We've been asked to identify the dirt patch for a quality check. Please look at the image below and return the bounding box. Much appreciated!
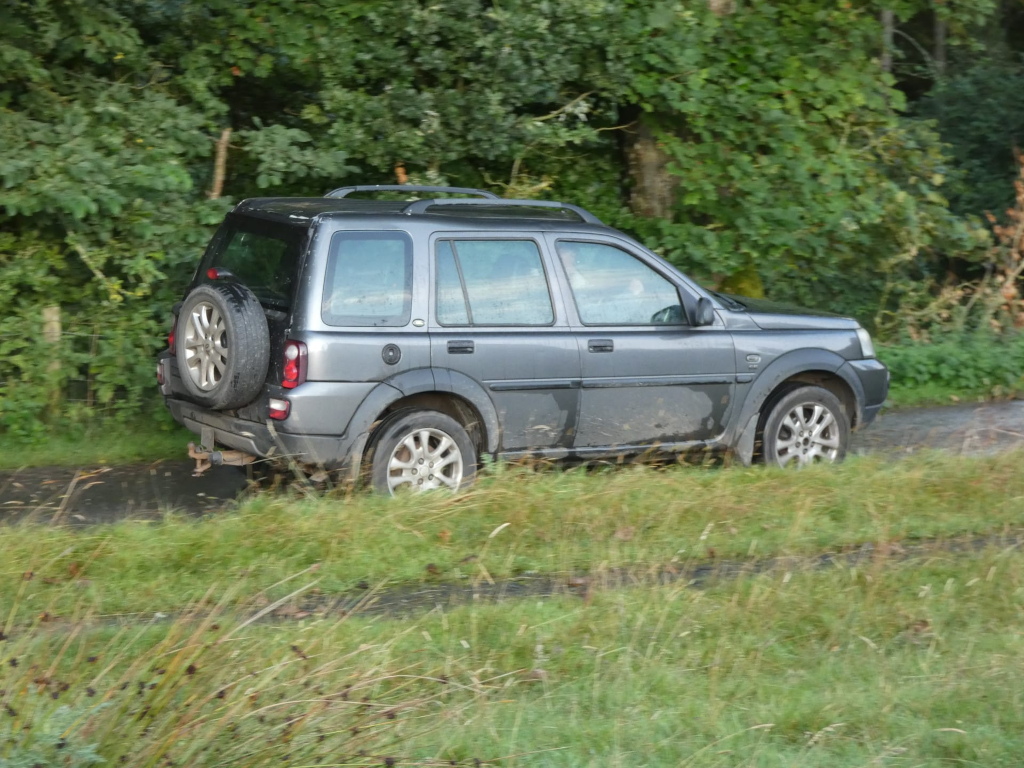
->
[10,529,1021,637]
[851,399,1024,457]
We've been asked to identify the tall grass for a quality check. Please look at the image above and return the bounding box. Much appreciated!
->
[3,545,1022,766]
[1,581,486,767]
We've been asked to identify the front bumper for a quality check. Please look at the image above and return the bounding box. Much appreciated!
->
[844,358,890,428]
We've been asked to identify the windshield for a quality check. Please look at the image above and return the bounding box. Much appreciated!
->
[200,215,306,310]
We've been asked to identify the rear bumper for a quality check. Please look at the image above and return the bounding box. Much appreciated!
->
[159,349,376,471]
[165,397,358,470]
[158,353,374,436]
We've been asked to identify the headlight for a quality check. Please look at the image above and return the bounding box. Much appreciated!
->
[856,327,875,359]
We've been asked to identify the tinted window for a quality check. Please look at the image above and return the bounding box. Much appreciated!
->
[203,216,305,309]
[322,232,413,327]
[435,239,553,326]
[557,241,685,325]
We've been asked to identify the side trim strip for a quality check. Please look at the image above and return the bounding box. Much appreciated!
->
[487,379,580,392]
[581,375,735,389]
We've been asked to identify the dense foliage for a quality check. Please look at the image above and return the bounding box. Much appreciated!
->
[1,0,1021,432]
[916,60,1024,218]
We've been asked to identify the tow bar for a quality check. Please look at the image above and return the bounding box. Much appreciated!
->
[188,442,256,477]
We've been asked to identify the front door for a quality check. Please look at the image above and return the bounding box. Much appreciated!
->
[429,235,581,453]
[549,237,736,452]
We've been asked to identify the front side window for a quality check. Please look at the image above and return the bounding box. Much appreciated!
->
[557,241,685,325]
[435,239,554,326]
[322,231,413,327]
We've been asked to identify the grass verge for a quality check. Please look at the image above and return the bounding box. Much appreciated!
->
[884,380,997,408]
[0,420,193,470]
[3,546,1022,766]
[1,450,1023,620]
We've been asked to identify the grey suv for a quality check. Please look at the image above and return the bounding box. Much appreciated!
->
[157,185,888,493]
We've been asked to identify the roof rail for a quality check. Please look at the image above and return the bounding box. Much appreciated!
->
[401,198,604,225]
[324,184,499,199]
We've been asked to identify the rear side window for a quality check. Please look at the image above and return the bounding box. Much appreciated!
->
[322,231,413,327]
[435,239,553,326]
[203,216,305,310]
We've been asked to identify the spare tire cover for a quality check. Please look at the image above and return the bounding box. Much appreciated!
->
[175,283,271,410]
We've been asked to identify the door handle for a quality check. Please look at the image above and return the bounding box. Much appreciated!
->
[587,339,614,353]
[447,340,474,354]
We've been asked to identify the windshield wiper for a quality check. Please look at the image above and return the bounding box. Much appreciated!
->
[710,291,746,311]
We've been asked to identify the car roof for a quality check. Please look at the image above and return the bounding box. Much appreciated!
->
[232,196,614,234]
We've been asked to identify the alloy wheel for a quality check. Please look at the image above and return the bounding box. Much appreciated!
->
[771,402,841,467]
[182,301,228,391]
[386,428,464,493]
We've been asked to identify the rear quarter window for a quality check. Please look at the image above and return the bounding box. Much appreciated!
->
[322,231,413,327]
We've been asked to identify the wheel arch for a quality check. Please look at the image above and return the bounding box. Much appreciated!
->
[376,392,488,455]
[731,350,866,465]
[340,368,500,482]
[761,371,857,428]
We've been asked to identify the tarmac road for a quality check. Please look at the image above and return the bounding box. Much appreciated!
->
[0,460,249,526]
[849,399,1024,457]
[1,400,1021,525]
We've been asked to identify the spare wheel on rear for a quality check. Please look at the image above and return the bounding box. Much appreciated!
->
[175,283,270,410]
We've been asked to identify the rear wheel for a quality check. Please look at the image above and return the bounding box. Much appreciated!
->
[368,410,476,495]
[761,385,849,468]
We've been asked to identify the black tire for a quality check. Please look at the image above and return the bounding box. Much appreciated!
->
[760,385,849,468]
[175,283,270,410]
[367,410,477,495]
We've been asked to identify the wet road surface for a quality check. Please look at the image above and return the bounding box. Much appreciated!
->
[0,461,248,525]
[850,399,1024,457]
[1,400,1022,525]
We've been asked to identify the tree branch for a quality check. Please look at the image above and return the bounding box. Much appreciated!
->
[207,127,232,199]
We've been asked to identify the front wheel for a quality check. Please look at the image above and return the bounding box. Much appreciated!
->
[760,386,849,468]
[368,410,477,495]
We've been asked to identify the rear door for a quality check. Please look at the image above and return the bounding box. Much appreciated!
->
[428,233,581,453]
[547,236,736,451]
[183,213,308,414]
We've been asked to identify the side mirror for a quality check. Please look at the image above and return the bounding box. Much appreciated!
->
[693,296,715,327]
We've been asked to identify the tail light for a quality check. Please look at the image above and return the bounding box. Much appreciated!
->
[268,397,291,420]
[281,340,307,389]
[168,317,176,350]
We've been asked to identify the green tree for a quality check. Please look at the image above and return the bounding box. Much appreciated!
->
[0,0,229,434]
[0,0,1007,434]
